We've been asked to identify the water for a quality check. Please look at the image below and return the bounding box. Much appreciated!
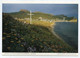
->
[53,22,78,49]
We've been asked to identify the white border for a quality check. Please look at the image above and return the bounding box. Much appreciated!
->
[1,0,79,56]
[2,53,78,56]
[2,1,78,4]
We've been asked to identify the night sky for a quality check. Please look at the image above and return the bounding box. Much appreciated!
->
[3,4,78,18]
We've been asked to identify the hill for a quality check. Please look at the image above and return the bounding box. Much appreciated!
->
[2,13,77,52]
[8,9,75,21]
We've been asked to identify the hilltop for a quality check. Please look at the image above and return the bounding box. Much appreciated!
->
[20,9,30,12]
[8,9,75,21]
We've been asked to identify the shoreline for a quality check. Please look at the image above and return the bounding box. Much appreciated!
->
[49,22,74,48]
[50,22,78,50]
[49,22,64,41]
[17,19,77,43]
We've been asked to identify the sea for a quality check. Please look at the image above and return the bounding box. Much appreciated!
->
[53,22,78,49]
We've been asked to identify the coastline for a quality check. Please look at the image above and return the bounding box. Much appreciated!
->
[50,21,77,39]
[49,22,65,41]
[49,21,78,50]
[17,19,77,47]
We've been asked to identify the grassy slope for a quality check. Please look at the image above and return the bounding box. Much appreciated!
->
[32,12,55,19]
[3,13,77,52]
[9,11,75,20]
[9,11,55,20]
[69,19,77,22]
[9,11,30,18]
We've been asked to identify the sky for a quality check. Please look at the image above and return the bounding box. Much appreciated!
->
[2,4,78,18]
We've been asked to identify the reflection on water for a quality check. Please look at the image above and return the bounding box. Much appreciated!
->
[54,22,78,49]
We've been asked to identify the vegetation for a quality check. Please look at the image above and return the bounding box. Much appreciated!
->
[69,19,77,22]
[17,19,54,27]
[8,9,76,21]
[2,13,77,52]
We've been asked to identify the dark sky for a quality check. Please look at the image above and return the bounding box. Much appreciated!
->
[3,4,78,18]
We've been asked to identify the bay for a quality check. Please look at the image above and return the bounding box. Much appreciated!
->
[53,22,78,49]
